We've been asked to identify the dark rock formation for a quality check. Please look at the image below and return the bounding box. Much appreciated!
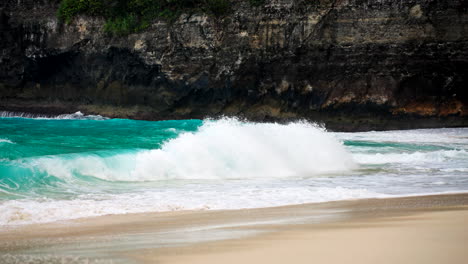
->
[1,0,467,131]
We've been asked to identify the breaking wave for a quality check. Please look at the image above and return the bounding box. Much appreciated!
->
[1,119,356,185]
[2,118,466,226]
[0,111,107,120]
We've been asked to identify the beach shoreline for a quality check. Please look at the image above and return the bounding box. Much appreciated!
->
[1,193,468,263]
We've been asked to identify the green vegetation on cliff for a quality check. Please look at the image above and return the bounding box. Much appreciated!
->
[57,0,236,35]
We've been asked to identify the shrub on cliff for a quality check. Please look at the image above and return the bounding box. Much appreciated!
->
[57,0,232,35]
[57,0,106,24]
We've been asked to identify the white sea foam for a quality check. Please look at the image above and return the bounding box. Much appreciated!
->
[353,149,467,165]
[2,122,467,227]
[54,111,107,120]
[0,111,107,120]
[336,127,468,145]
[30,119,357,181]
[440,168,468,172]
[0,186,383,226]
[0,138,14,144]
[0,111,48,119]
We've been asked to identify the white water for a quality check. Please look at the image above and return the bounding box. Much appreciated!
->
[0,186,383,225]
[0,138,14,144]
[0,111,107,120]
[335,127,468,145]
[353,149,467,164]
[1,121,467,226]
[28,119,356,181]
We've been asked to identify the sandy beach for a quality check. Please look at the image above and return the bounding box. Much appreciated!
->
[0,193,467,263]
[155,197,468,264]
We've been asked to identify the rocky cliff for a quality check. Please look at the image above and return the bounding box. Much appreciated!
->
[1,0,467,130]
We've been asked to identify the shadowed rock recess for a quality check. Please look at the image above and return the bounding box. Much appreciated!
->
[0,0,467,130]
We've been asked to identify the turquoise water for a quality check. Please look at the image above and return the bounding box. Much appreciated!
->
[0,117,201,198]
[0,112,467,225]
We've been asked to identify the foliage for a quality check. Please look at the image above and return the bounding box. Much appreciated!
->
[103,14,142,36]
[57,0,232,35]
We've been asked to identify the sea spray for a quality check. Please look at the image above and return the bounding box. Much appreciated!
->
[127,119,357,180]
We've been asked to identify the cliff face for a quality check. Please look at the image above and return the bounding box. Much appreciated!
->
[1,0,467,130]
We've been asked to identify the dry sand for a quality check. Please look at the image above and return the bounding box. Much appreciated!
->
[1,193,468,263]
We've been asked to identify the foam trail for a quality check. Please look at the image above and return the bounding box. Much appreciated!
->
[353,149,467,164]
[0,186,382,225]
[336,127,468,145]
[0,111,107,120]
[32,118,356,181]
[0,139,14,144]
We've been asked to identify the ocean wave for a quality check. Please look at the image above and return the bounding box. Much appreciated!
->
[0,111,107,120]
[1,120,467,226]
[1,118,356,185]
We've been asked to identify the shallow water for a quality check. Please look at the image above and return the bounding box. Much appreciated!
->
[1,112,467,226]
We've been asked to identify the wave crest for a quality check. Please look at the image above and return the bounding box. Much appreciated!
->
[11,118,357,182]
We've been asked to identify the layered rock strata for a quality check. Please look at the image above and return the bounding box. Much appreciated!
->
[1,0,467,130]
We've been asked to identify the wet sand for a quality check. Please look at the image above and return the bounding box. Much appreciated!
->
[1,193,468,263]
